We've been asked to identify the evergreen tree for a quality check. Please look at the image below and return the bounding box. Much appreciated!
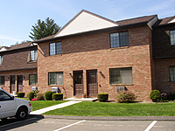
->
[29,17,60,40]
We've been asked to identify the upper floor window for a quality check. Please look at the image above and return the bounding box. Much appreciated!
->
[29,74,37,85]
[30,50,37,61]
[48,72,63,85]
[0,76,5,85]
[110,67,133,84]
[170,30,175,45]
[170,66,175,82]
[0,56,3,65]
[110,31,129,48]
[50,42,62,55]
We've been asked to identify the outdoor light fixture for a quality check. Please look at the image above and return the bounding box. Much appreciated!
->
[23,76,25,79]
[99,71,102,74]
[7,77,9,79]
[69,73,71,75]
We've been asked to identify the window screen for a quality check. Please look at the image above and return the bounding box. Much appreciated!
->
[48,72,63,85]
[50,42,62,55]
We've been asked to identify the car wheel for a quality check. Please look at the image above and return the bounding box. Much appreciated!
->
[16,107,28,120]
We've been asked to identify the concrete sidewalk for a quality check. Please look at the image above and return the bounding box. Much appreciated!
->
[30,101,81,115]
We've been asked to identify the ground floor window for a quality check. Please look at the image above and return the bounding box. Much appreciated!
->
[110,67,133,84]
[170,66,175,82]
[48,72,63,85]
[0,76,5,85]
[29,74,37,85]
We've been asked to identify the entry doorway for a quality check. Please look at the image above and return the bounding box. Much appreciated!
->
[87,70,98,97]
[17,75,23,92]
[73,71,83,97]
[10,75,15,93]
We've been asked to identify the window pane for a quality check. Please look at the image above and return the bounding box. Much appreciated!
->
[170,30,175,45]
[120,31,129,46]
[110,67,132,84]
[56,42,62,54]
[170,66,175,81]
[29,74,37,85]
[0,56,3,65]
[49,72,63,85]
[50,43,55,55]
[0,76,5,85]
[30,50,37,61]
[110,33,119,48]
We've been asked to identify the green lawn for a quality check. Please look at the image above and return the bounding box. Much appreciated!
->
[44,101,175,116]
[18,97,67,111]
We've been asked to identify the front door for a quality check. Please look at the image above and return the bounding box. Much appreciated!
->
[17,75,23,92]
[10,76,15,93]
[73,71,83,97]
[87,70,98,97]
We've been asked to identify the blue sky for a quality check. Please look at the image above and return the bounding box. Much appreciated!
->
[0,0,175,47]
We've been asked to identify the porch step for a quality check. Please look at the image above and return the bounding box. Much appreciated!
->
[65,97,98,102]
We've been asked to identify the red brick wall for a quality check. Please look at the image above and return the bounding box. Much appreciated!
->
[37,26,153,101]
[154,58,175,93]
[0,69,37,96]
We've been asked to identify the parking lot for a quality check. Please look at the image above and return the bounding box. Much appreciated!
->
[1,115,175,131]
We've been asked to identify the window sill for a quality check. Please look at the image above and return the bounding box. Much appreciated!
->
[49,54,62,57]
[110,83,134,86]
[27,60,37,63]
[110,46,129,50]
[49,85,64,87]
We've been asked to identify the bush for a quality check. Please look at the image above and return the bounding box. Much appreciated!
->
[28,92,34,101]
[98,93,108,102]
[167,93,175,101]
[45,91,53,100]
[17,92,25,98]
[149,90,161,102]
[117,91,136,103]
[52,93,63,100]
[37,93,45,100]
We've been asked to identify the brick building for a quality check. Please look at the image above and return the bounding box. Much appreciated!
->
[0,42,37,95]
[0,10,175,101]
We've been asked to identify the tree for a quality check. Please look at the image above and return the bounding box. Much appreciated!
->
[29,17,60,40]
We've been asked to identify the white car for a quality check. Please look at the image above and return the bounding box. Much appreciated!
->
[0,89,32,120]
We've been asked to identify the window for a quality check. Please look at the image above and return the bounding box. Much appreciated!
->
[169,66,175,82]
[0,76,5,85]
[110,31,129,48]
[29,74,37,85]
[0,55,3,65]
[0,91,12,101]
[48,72,63,85]
[110,67,133,84]
[50,42,62,55]
[30,50,37,61]
[170,30,175,45]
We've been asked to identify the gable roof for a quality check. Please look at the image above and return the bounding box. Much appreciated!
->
[55,10,118,38]
[153,16,175,27]
[116,15,157,26]
[33,10,158,43]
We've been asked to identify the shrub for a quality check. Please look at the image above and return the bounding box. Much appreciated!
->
[28,92,34,101]
[45,91,53,100]
[17,92,25,98]
[117,91,136,103]
[52,93,63,100]
[37,93,45,100]
[98,93,108,102]
[149,90,161,102]
[167,93,175,101]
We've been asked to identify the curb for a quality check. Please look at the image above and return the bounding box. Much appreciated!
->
[41,115,175,121]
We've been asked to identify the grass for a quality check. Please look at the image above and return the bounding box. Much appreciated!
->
[31,100,66,111]
[17,97,66,111]
[44,101,175,116]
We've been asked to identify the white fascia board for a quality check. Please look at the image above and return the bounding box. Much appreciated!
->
[55,11,118,38]
[168,18,175,24]
[0,47,8,52]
